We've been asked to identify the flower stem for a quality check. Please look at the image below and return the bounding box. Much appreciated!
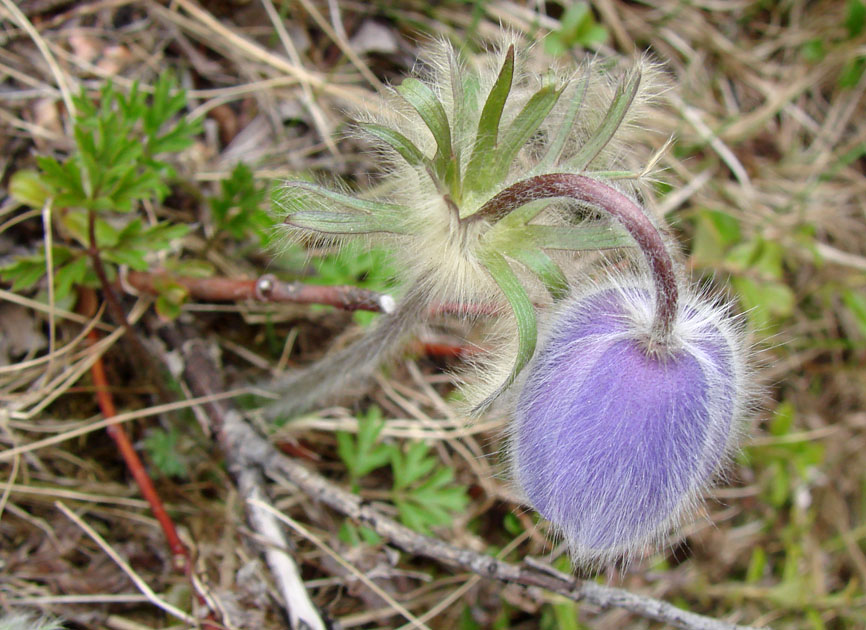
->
[471,173,678,346]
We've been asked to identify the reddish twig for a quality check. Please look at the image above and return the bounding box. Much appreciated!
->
[125,269,395,313]
[80,288,219,628]
[124,270,510,317]
[86,327,191,570]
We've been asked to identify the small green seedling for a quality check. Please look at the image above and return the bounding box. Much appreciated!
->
[2,74,201,314]
[336,406,469,537]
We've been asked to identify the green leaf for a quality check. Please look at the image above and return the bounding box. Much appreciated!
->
[53,256,88,301]
[360,123,428,168]
[839,56,866,89]
[732,276,794,330]
[691,208,742,266]
[102,248,148,270]
[544,3,608,56]
[535,67,590,173]
[485,81,562,194]
[9,170,52,208]
[464,45,515,194]
[509,247,569,300]
[745,546,767,584]
[336,406,394,483]
[802,38,825,63]
[842,289,866,338]
[155,294,183,319]
[94,217,120,248]
[473,250,537,413]
[0,253,50,292]
[847,0,866,38]
[396,78,453,180]
[526,223,633,251]
[567,67,641,170]
[769,401,795,437]
[392,441,438,490]
[142,427,188,478]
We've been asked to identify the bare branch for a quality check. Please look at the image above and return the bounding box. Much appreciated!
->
[157,323,327,630]
[125,270,394,313]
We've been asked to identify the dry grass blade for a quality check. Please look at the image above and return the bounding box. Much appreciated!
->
[55,501,197,625]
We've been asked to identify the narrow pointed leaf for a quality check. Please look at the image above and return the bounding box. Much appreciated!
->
[275,181,410,215]
[510,247,569,300]
[455,64,481,150]
[487,82,563,189]
[566,67,641,171]
[474,250,537,414]
[527,223,633,250]
[360,123,428,168]
[534,65,590,173]
[286,210,407,235]
[496,199,551,228]
[396,78,453,176]
[464,45,515,193]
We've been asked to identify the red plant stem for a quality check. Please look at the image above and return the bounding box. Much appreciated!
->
[87,328,191,569]
[124,270,509,317]
[125,270,393,312]
[473,173,679,346]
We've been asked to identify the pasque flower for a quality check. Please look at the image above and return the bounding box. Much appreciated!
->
[270,37,750,564]
[511,275,748,565]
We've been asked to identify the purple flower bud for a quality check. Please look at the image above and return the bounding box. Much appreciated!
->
[511,279,746,565]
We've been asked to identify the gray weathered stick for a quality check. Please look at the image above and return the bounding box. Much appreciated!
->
[158,324,327,630]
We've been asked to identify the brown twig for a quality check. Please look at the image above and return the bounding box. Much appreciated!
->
[85,212,174,405]
[124,269,395,313]
[85,328,190,568]
[123,269,507,317]
[80,289,221,629]
[162,325,767,630]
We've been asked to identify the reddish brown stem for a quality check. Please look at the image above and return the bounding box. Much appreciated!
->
[87,328,190,569]
[125,270,515,318]
[86,211,174,404]
[125,270,394,312]
[473,173,679,346]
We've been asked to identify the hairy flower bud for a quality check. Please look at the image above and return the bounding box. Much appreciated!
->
[511,277,748,565]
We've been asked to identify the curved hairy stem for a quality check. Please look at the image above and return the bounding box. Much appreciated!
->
[471,174,678,348]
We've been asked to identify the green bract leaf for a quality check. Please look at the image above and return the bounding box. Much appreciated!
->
[485,81,563,193]
[286,210,405,235]
[360,123,428,169]
[396,78,454,181]
[535,67,589,173]
[464,45,515,195]
[474,250,537,413]
[277,182,410,235]
[567,67,641,170]
[526,223,633,251]
[510,247,569,300]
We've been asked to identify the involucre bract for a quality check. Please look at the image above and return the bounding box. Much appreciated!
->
[511,277,748,565]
